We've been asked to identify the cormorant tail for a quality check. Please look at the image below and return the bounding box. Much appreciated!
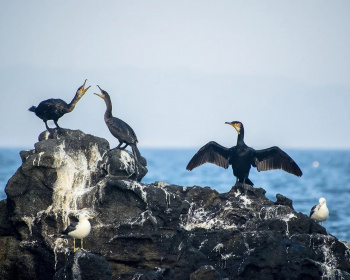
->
[131,144,141,162]
[236,177,254,186]
[244,177,254,186]
[28,106,37,112]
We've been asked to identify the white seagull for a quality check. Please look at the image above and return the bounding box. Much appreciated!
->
[309,197,329,226]
[62,211,93,252]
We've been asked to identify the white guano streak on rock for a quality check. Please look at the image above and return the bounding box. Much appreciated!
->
[239,195,252,207]
[308,235,344,280]
[125,210,158,230]
[131,273,143,280]
[123,180,148,204]
[233,189,241,197]
[221,252,235,269]
[53,238,69,270]
[21,216,35,236]
[213,243,224,253]
[161,187,176,208]
[180,203,237,231]
[32,152,44,166]
[47,142,101,229]
[261,206,296,236]
[87,144,103,170]
[199,239,208,250]
[72,252,82,280]
[119,150,135,177]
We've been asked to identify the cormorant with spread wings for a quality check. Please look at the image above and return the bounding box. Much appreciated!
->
[186,121,302,186]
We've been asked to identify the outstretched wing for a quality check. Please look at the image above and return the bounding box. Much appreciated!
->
[253,146,302,177]
[186,141,230,171]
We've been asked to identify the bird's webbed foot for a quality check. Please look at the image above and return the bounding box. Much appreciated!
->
[44,124,56,139]
[56,128,65,136]
[80,240,87,252]
[54,121,64,134]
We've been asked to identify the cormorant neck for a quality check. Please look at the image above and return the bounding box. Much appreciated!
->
[67,93,83,112]
[103,95,113,120]
[236,126,245,146]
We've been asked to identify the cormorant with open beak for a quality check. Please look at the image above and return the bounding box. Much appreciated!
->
[94,85,141,162]
[29,79,90,131]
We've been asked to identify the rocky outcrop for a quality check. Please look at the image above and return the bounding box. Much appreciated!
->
[53,249,113,280]
[1,129,350,280]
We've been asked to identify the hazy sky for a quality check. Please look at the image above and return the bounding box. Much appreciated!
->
[1,1,349,149]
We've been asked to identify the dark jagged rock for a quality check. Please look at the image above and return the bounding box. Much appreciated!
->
[190,265,221,280]
[0,129,350,280]
[275,193,294,209]
[99,149,148,182]
[53,249,112,280]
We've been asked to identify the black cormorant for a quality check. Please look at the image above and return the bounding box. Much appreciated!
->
[94,85,141,161]
[186,121,302,186]
[29,79,90,131]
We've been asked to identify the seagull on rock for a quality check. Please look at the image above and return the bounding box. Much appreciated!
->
[62,211,93,252]
[310,197,329,226]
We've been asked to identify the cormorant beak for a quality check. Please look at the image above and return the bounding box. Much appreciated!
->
[89,216,93,220]
[78,79,91,93]
[94,85,103,98]
[225,121,241,134]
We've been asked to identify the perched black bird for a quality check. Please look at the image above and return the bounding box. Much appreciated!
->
[29,79,91,131]
[186,121,302,186]
[94,85,141,161]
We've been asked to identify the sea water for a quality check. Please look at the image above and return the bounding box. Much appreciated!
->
[1,148,349,242]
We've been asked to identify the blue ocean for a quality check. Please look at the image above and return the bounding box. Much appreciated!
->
[1,148,349,242]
